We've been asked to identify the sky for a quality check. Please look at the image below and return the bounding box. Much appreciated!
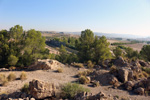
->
[0,0,150,37]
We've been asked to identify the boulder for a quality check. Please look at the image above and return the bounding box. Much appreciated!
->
[74,92,92,100]
[29,79,58,99]
[113,57,127,67]
[134,87,145,95]
[125,81,134,90]
[128,71,133,81]
[109,75,118,85]
[28,59,64,70]
[118,68,129,82]
[94,91,108,100]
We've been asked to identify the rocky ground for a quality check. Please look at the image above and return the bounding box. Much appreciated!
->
[0,58,150,100]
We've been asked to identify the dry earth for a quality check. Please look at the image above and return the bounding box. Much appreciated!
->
[0,66,150,100]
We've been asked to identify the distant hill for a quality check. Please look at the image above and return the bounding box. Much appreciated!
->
[40,31,150,40]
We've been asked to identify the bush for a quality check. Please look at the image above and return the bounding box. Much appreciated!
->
[8,55,18,66]
[57,68,63,73]
[7,73,16,81]
[20,71,27,81]
[21,83,29,94]
[87,60,94,68]
[92,81,100,87]
[72,63,84,68]
[2,78,8,86]
[61,83,90,99]
[79,76,90,84]
[113,47,123,58]
[77,70,93,77]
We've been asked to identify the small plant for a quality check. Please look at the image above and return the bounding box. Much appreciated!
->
[61,83,90,99]
[0,74,6,83]
[109,65,117,74]
[77,70,93,77]
[78,71,87,77]
[79,76,90,84]
[57,68,63,73]
[2,78,8,86]
[7,73,16,81]
[72,63,84,68]
[87,60,94,68]
[92,81,100,87]
[20,71,27,81]
[114,95,119,99]
[21,83,29,94]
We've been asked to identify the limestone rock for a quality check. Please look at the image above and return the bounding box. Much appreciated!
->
[113,57,127,67]
[118,68,129,82]
[28,59,64,70]
[134,87,145,95]
[29,79,58,99]
[109,75,118,85]
[125,81,134,90]
[128,71,133,81]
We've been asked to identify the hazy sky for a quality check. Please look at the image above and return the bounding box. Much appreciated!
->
[0,0,150,37]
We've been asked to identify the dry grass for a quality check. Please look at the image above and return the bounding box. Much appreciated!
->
[2,78,8,86]
[79,76,90,84]
[87,60,94,68]
[20,71,27,81]
[57,68,63,73]
[92,81,100,87]
[0,74,6,83]
[72,63,84,68]
[21,83,29,94]
[109,65,117,74]
[7,73,16,81]
[78,70,93,77]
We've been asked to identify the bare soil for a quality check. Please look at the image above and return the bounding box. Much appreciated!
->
[0,66,150,100]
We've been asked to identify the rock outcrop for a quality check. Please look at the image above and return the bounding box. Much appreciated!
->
[134,87,145,95]
[28,59,64,70]
[74,91,108,100]
[29,79,58,99]
[118,68,129,82]
[113,57,128,67]
[125,81,134,90]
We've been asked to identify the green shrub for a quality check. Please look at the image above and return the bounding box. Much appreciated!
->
[21,83,29,94]
[79,76,90,84]
[113,47,123,58]
[20,71,27,81]
[7,73,16,81]
[8,55,18,66]
[87,60,94,68]
[61,83,90,99]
